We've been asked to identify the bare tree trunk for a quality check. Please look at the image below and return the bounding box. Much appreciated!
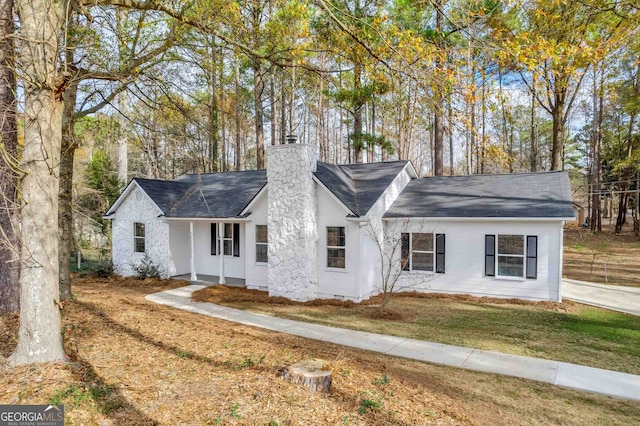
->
[208,38,219,172]
[280,66,286,144]
[116,9,129,183]
[480,70,486,174]
[235,57,241,170]
[10,0,66,365]
[551,104,565,171]
[58,77,79,301]
[590,68,603,232]
[433,0,444,176]
[530,86,537,172]
[254,60,265,168]
[0,0,19,313]
[269,66,277,146]
[289,62,295,135]
[447,92,453,175]
[353,61,363,163]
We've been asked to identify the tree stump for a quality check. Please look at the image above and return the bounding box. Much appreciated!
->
[280,359,332,392]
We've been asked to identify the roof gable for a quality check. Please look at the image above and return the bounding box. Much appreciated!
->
[385,171,574,219]
[314,161,409,216]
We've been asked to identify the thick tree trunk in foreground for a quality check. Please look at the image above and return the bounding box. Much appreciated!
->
[0,0,19,313]
[10,0,66,365]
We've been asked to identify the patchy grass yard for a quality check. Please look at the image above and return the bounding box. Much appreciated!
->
[564,224,640,287]
[1,277,639,425]
[194,286,640,376]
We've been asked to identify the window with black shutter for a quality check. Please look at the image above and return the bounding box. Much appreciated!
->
[485,235,495,276]
[211,223,217,255]
[435,234,445,273]
[233,223,240,257]
[526,236,538,279]
[401,233,409,271]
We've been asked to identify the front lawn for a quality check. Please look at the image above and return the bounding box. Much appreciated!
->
[2,278,640,425]
[193,286,640,376]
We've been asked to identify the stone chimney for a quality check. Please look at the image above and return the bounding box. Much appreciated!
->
[267,139,318,301]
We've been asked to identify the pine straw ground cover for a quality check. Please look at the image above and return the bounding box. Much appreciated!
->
[0,278,638,425]
[564,224,640,287]
[193,287,640,376]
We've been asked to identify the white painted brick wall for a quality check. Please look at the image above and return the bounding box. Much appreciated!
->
[267,144,319,301]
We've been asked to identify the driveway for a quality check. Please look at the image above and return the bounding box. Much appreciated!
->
[563,279,640,316]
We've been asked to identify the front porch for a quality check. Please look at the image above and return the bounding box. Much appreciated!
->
[172,274,246,288]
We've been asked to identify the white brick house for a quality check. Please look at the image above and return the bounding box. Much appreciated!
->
[105,142,574,302]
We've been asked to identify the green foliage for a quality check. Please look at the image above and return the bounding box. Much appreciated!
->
[49,382,122,414]
[372,373,390,387]
[74,258,114,278]
[131,254,163,280]
[229,403,242,419]
[87,150,122,203]
[358,398,382,414]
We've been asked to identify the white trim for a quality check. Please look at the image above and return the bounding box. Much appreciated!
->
[326,226,347,269]
[239,184,268,216]
[104,180,164,217]
[383,217,573,222]
[495,234,526,279]
[312,176,356,216]
[218,222,226,284]
[407,232,435,273]
[558,223,564,302]
[404,161,419,179]
[364,161,416,217]
[346,216,370,223]
[162,217,249,222]
[189,221,197,281]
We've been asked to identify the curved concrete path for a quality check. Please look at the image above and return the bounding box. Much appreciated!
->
[563,279,640,316]
[146,285,640,402]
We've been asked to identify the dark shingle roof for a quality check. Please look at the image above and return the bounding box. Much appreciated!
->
[385,171,574,218]
[133,170,266,218]
[134,178,192,214]
[314,161,409,216]
[125,161,409,219]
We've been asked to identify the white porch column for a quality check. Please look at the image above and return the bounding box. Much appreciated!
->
[218,222,226,284]
[189,221,197,281]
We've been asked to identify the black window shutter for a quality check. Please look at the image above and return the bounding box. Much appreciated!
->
[435,234,445,273]
[233,223,240,257]
[526,236,538,279]
[211,224,217,255]
[485,235,495,276]
[401,233,410,271]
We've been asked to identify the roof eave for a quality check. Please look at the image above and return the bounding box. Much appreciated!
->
[382,216,574,221]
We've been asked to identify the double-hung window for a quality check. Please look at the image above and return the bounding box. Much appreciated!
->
[327,226,346,268]
[485,234,537,279]
[211,223,240,257]
[255,225,268,263]
[134,222,145,253]
[401,233,445,273]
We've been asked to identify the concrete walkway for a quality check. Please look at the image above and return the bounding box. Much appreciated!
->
[563,279,640,316]
[146,285,640,402]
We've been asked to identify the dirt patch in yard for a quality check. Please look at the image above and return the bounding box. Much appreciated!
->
[564,224,640,287]
[1,278,638,425]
